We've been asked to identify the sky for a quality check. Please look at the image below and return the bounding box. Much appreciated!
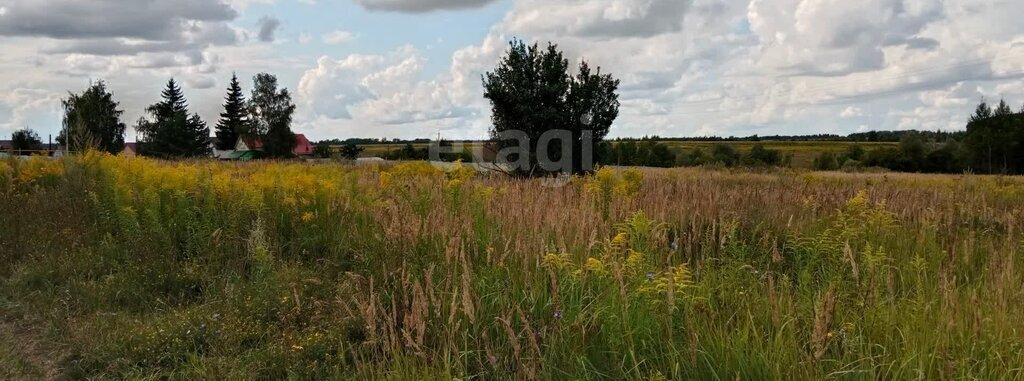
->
[0,0,1023,142]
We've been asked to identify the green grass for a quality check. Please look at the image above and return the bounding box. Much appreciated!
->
[1,155,1022,379]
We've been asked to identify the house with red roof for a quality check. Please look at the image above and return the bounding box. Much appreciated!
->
[232,134,314,160]
[293,134,314,156]
[120,143,139,158]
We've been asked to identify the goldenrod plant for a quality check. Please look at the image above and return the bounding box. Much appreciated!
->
[1,152,1023,379]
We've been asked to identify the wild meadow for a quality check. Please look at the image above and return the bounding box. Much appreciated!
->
[1,153,1024,380]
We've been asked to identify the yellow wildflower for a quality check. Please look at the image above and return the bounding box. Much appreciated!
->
[611,232,628,249]
[585,257,607,277]
[283,196,298,207]
[542,253,572,271]
[625,250,645,275]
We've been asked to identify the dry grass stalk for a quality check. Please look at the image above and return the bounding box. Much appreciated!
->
[811,287,837,361]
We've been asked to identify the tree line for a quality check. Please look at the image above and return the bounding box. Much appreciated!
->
[811,99,1024,174]
[599,140,788,168]
[27,73,299,159]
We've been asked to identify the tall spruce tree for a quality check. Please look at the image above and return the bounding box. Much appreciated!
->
[215,73,246,150]
[137,79,211,158]
[965,99,1024,174]
[248,73,296,158]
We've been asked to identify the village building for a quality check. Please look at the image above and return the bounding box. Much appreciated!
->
[120,143,139,157]
[231,134,315,160]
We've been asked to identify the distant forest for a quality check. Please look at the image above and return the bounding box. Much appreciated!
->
[316,130,960,146]
[314,99,1024,175]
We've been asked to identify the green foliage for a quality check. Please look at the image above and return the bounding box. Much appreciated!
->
[483,39,620,175]
[311,144,334,159]
[248,73,297,158]
[839,144,865,163]
[963,99,1024,174]
[10,128,43,155]
[59,81,126,154]
[710,143,740,166]
[338,144,364,160]
[385,143,429,160]
[676,148,708,167]
[742,144,782,167]
[603,140,677,167]
[813,152,840,171]
[2,159,1024,379]
[136,79,211,158]
[215,73,247,151]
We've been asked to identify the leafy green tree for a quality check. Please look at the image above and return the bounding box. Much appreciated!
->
[59,81,126,154]
[312,144,333,159]
[340,144,364,160]
[863,148,902,170]
[898,132,927,172]
[743,144,782,166]
[813,152,840,171]
[838,145,865,163]
[923,141,964,173]
[618,141,638,166]
[676,148,707,167]
[483,39,619,175]
[215,73,247,150]
[137,79,211,158]
[248,73,296,158]
[646,141,677,167]
[386,144,428,161]
[11,128,43,155]
[711,144,740,166]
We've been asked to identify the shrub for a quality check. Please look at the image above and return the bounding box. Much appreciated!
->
[813,152,840,171]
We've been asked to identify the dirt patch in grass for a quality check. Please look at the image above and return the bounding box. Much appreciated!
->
[0,317,64,380]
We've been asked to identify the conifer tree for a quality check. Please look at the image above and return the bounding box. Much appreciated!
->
[215,73,246,150]
[137,79,211,158]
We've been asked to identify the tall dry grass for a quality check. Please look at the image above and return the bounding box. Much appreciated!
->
[0,154,1023,379]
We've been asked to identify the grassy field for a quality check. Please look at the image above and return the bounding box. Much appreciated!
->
[353,141,898,169]
[1,154,1023,379]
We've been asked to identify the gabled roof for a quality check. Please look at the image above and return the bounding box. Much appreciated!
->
[238,135,264,151]
[294,134,313,156]
[235,134,313,156]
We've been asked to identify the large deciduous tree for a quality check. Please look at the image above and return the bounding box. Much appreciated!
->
[483,39,619,176]
[59,81,126,154]
[11,128,43,155]
[215,73,247,151]
[248,73,296,158]
[136,79,211,158]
